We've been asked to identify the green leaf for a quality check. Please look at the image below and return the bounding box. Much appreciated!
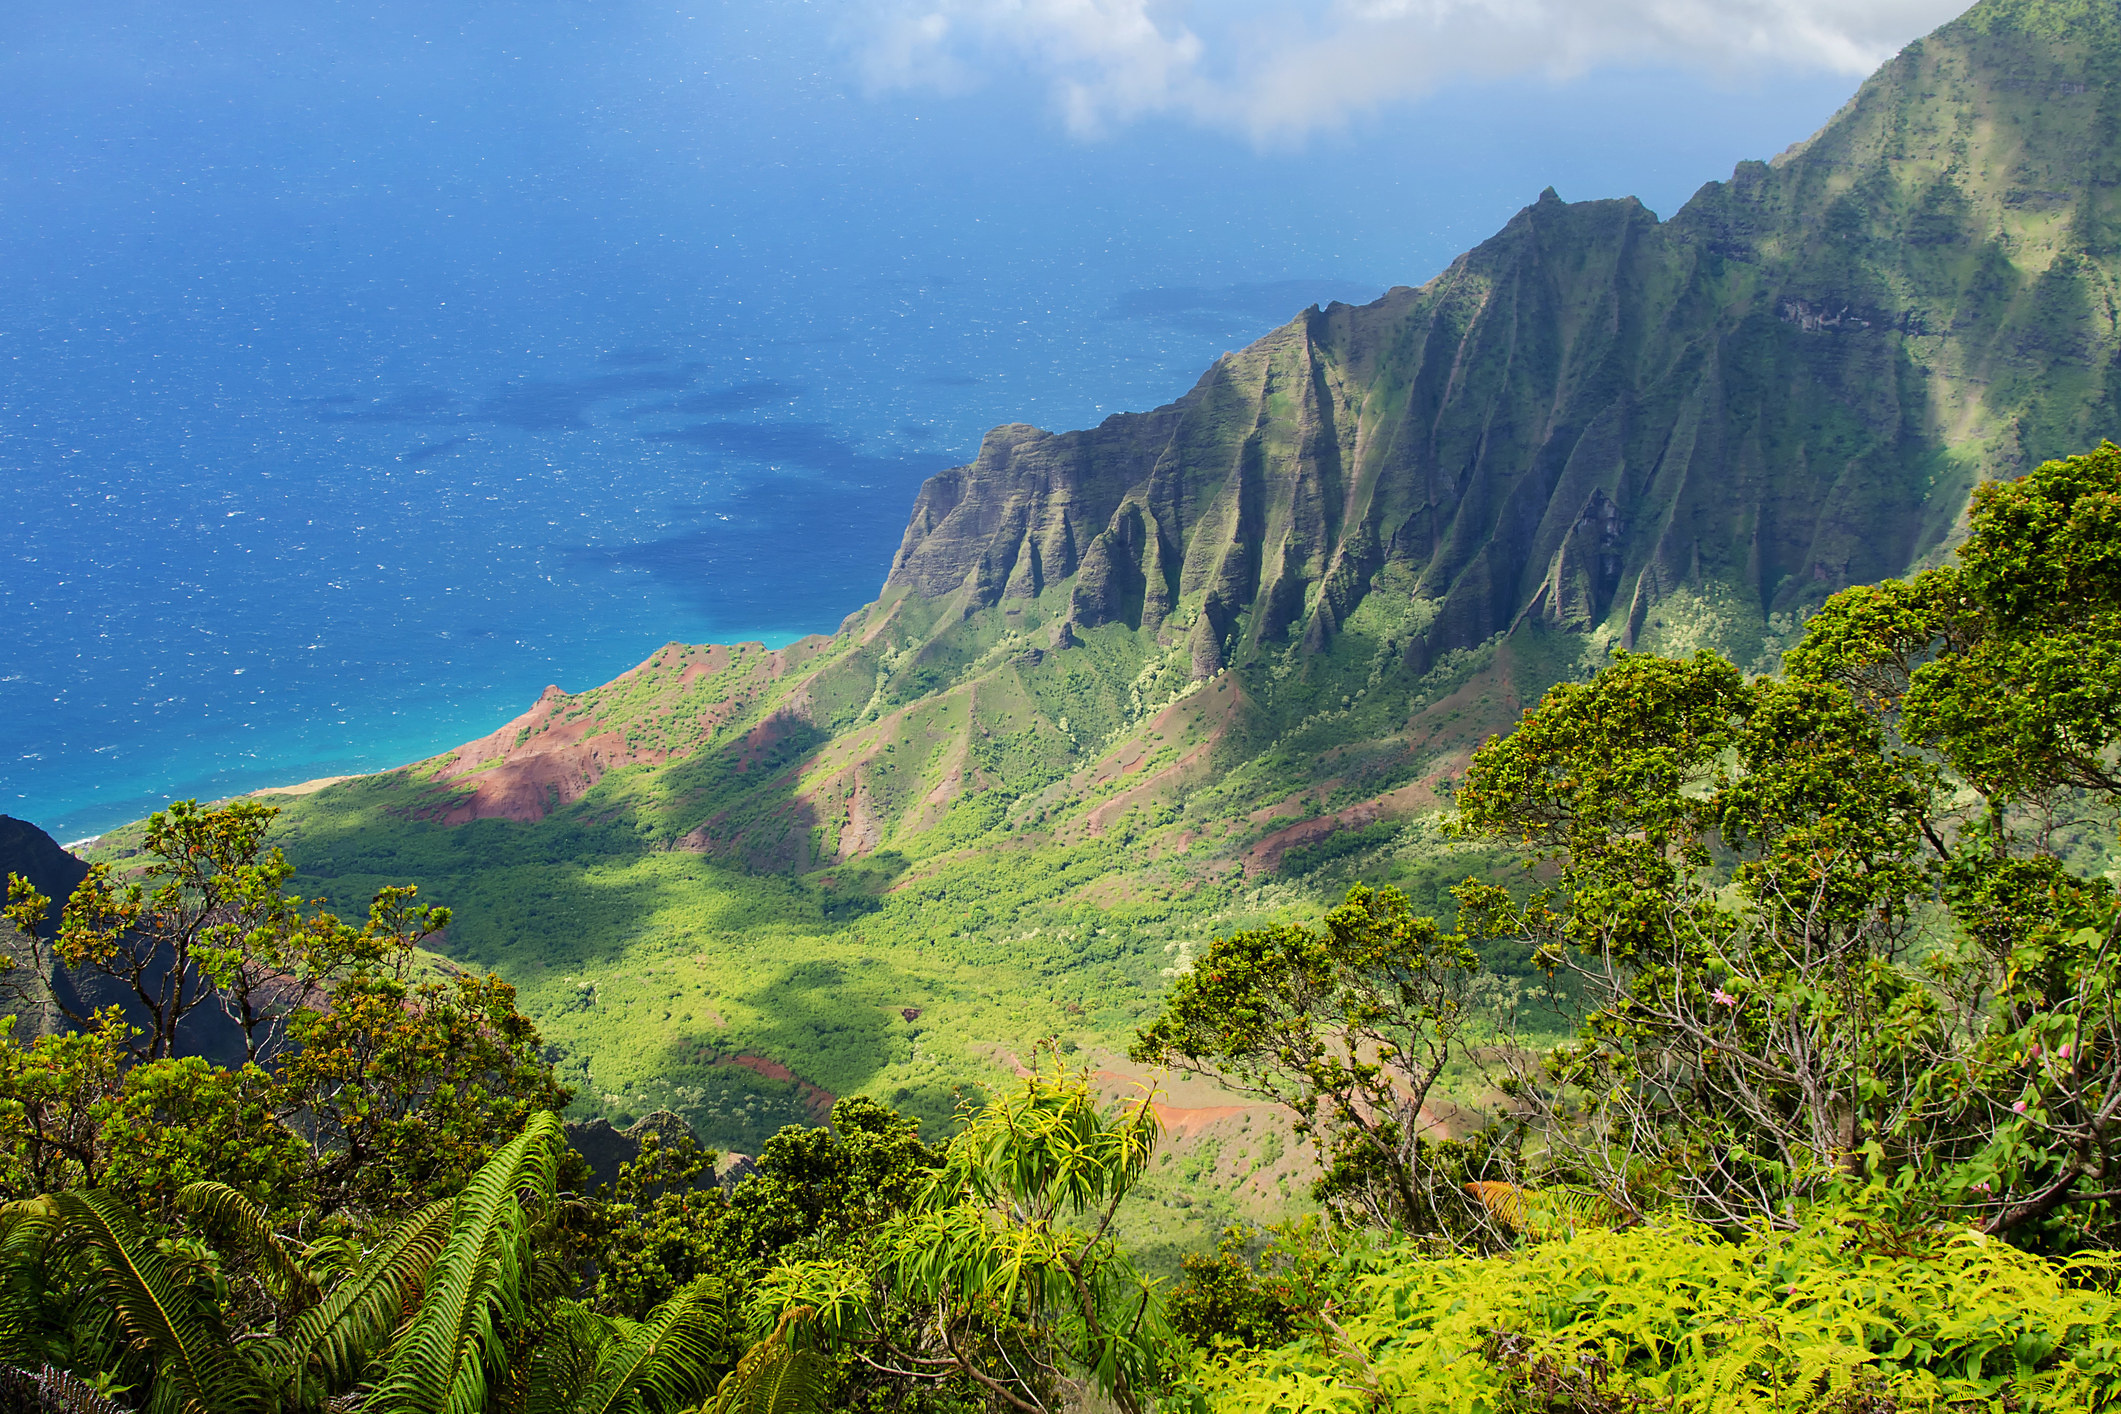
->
[369,1111,564,1414]
[53,1190,258,1414]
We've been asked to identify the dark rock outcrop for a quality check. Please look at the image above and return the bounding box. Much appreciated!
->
[0,816,258,1061]
[0,817,88,940]
[566,1108,712,1191]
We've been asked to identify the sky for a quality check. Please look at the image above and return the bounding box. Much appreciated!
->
[1,0,1974,837]
[849,0,1966,141]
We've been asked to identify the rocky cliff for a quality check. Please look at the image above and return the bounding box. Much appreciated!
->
[196,0,2121,1151]
[885,0,2121,682]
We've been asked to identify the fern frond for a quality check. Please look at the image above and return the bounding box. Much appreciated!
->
[0,1199,66,1372]
[370,1111,564,1414]
[569,1277,723,1414]
[706,1308,828,1414]
[1465,1181,1625,1238]
[289,1198,454,1393]
[177,1182,310,1307]
[53,1189,257,1414]
[0,1363,131,1414]
[522,1301,614,1414]
[1465,1181,1526,1230]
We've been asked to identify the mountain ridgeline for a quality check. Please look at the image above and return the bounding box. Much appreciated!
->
[386,0,2121,863]
[144,0,2121,1148]
[890,0,2121,680]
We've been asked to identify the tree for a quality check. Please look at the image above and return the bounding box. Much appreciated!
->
[272,968,571,1223]
[748,1061,1169,1414]
[1451,652,1942,1224]
[4,800,449,1066]
[35,800,287,1062]
[1785,441,2121,1240]
[1131,884,1485,1233]
[1453,443,2121,1242]
[0,1014,131,1198]
[0,1012,302,1219]
[712,1095,937,1267]
[0,800,566,1231]
[568,1126,729,1323]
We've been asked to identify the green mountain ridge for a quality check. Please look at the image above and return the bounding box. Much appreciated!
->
[90,0,2121,1176]
[888,0,2120,680]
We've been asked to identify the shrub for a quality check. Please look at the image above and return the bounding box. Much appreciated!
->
[1201,1204,2121,1412]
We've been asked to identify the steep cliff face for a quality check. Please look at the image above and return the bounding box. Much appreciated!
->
[884,0,2121,680]
[297,0,2121,878]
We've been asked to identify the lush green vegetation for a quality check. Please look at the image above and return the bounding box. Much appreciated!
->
[16,0,2121,1394]
[194,607,1525,1155]
[1200,1206,2121,1412]
[9,444,2120,1414]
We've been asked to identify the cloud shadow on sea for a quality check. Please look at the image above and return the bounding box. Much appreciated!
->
[637,420,938,477]
[575,443,957,632]
[475,367,705,430]
[306,367,717,432]
[627,381,803,418]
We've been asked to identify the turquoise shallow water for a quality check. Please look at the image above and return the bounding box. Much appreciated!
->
[0,2,1859,840]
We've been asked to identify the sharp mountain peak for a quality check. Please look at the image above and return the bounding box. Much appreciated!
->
[884,0,2120,692]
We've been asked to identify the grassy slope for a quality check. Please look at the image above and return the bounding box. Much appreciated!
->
[191,569,1555,1155]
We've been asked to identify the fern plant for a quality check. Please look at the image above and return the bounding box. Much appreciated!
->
[700,1307,829,1414]
[0,1113,730,1414]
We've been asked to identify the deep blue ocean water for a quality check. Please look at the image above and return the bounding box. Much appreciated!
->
[1,2,1860,839]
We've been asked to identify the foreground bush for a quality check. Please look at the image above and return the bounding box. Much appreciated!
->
[1200,1205,2121,1412]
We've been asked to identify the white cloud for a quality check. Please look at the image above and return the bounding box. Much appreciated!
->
[844,0,1971,142]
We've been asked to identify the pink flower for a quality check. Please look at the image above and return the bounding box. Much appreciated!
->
[2061,1043,2072,1060]
[1712,989,1738,1007]
[2012,1100,2028,1114]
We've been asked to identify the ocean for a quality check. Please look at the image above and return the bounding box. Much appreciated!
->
[0,1,1858,839]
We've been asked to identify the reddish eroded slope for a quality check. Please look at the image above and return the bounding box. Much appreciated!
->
[414,639,821,824]
[1239,645,1539,875]
[1241,777,1448,877]
[1015,673,1248,840]
[676,1047,836,1123]
[1082,1060,1325,1213]
[719,664,1056,868]
[425,686,650,824]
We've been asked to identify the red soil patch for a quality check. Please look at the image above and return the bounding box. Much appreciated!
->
[1074,676,1247,836]
[427,686,669,824]
[690,1051,836,1123]
[1241,777,1444,877]
[1404,641,1533,754]
[1150,1101,1251,1137]
[414,639,806,827]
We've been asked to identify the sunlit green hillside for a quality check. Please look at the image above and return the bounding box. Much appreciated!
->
[83,0,2121,1203]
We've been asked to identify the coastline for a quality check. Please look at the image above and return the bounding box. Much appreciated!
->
[248,774,359,799]
[22,626,816,846]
